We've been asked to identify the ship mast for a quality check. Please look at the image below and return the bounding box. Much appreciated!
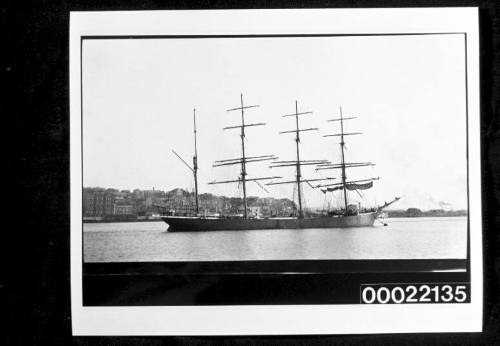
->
[171,107,202,215]
[239,94,249,218]
[209,94,280,219]
[267,100,334,218]
[339,107,348,210]
[316,106,377,214]
[193,108,199,214]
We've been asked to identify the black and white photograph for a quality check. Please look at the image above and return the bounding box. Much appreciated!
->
[70,9,483,335]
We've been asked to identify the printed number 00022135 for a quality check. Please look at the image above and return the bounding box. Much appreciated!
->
[360,283,470,304]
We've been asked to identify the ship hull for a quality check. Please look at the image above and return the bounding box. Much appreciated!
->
[162,212,378,232]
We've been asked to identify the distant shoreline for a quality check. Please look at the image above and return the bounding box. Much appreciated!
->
[386,209,467,218]
[386,214,467,218]
[83,214,467,224]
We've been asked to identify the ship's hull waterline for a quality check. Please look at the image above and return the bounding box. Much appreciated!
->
[162,212,378,232]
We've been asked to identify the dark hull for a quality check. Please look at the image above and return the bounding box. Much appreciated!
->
[162,212,378,232]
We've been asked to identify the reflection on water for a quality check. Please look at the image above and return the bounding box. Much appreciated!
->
[83,217,467,262]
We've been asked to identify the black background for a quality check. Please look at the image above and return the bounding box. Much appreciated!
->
[3,0,499,344]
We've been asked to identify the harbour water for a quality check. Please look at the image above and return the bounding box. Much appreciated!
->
[83,216,467,262]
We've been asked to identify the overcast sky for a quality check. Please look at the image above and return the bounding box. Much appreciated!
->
[82,34,468,210]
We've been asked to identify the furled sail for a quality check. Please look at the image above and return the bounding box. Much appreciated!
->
[346,181,373,191]
[321,181,373,194]
[321,185,343,193]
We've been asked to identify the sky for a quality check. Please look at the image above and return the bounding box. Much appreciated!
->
[82,34,468,210]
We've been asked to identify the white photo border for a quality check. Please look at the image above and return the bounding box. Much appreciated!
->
[70,8,482,335]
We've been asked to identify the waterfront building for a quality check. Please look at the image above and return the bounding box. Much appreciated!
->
[113,204,135,215]
[83,188,114,216]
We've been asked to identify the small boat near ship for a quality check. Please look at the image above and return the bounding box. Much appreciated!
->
[162,94,399,232]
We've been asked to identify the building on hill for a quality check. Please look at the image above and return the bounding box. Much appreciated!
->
[163,188,197,215]
[249,206,262,217]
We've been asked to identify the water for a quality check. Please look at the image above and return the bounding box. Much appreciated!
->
[83,217,467,262]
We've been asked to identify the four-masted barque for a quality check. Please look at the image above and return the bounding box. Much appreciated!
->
[162,94,399,232]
